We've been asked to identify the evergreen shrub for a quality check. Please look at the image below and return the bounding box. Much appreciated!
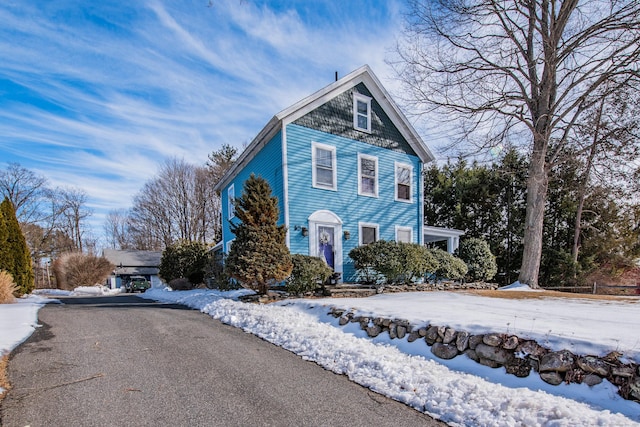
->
[0,270,17,303]
[457,238,498,282]
[204,251,239,291]
[350,241,438,284]
[286,254,332,295]
[159,240,209,286]
[430,248,468,281]
[399,243,438,284]
[348,243,381,284]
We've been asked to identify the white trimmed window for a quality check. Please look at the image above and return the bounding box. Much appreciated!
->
[353,93,372,132]
[312,142,337,191]
[395,162,413,202]
[357,153,378,197]
[226,239,234,254]
[359,222,379,245]
[227,184,235,219]
[396,226,413,243]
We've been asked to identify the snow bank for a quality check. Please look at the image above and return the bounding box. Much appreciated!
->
[141,288,640,426]
[0,295,53,354]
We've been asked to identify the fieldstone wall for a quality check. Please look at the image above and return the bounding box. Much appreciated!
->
[328,307,640,403]
[329,282,498,298]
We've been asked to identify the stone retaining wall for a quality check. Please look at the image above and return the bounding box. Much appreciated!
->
[328,282,498,298]
[328,307,640,403]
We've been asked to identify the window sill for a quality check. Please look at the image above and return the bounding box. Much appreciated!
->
[313,184,338,192]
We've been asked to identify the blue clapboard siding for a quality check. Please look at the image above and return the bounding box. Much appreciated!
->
[221,131,284,247]
[286,123,422,281]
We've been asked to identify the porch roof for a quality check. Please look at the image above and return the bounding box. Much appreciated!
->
[423,225,465,243]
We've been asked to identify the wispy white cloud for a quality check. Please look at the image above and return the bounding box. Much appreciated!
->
[0,0,407,245]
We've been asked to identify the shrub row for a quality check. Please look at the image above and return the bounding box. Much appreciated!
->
[349,240,475,285]
[162,238,495,291]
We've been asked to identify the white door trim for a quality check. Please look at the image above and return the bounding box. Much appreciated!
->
[308,210,343,276]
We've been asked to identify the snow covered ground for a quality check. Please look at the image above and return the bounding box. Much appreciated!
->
[1,286,639,426]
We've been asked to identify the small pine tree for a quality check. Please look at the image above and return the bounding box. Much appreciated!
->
[0,198,34,295]
[226,174,292,294]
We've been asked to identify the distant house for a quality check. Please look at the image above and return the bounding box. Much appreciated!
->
[103,249,163,289]
[214,65,463,283]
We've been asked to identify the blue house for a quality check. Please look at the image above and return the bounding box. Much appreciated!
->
[215,65,462,283]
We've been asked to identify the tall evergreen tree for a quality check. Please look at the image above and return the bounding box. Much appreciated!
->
[0,197,34,294]
[226,174,292,295]
[0,199,9,272]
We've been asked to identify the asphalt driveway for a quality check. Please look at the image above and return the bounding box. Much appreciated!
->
[1,294,444,426]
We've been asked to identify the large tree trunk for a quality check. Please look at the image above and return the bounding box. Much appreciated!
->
[518,137,549,289]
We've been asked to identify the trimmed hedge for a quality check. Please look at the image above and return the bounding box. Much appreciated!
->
[431,248,468,282]
[349,240,442,284]
[457,237,497,282]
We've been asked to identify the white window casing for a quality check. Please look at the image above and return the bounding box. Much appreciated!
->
[312,142,337,191]
[353,93,372,133]
[227,184,235,219]
[359,221,379,246]
[395,162,413,203]
[395,226,413,243]
[357,153,378,197]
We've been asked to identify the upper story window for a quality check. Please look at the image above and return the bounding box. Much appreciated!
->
[358,153,378,197]
[396,226,413,243]
[353,93,372,133]
[227,184,235,219]
[312,142,337,191]
[359,222,379,245]
[395,162,413,202]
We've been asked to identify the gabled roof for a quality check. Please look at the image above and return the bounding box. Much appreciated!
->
[102,249,161,268]
[214,65,435,192]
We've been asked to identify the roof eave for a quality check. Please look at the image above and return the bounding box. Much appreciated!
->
[213,117,282,192]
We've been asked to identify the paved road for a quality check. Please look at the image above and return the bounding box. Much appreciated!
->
[1,294,445,426]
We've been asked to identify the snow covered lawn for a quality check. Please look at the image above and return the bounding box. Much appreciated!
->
[1,285,639,426]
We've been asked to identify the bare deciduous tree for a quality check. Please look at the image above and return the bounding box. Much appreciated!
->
[569,82,640,265]
[128,158,221,249]
[59,188,92,252]
[103,209,132,250]
[394,0,640,287]
[0,162,48,225]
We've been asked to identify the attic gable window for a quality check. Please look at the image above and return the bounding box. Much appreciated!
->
[312,142,337,191]
[353,93,372,132]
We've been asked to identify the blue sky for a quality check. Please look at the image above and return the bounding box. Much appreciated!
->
[0,0,419,245]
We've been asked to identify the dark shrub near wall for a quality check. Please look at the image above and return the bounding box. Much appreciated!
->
[286,254,332,296]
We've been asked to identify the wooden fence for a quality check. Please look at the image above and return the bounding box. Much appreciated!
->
[545,283,640,295]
